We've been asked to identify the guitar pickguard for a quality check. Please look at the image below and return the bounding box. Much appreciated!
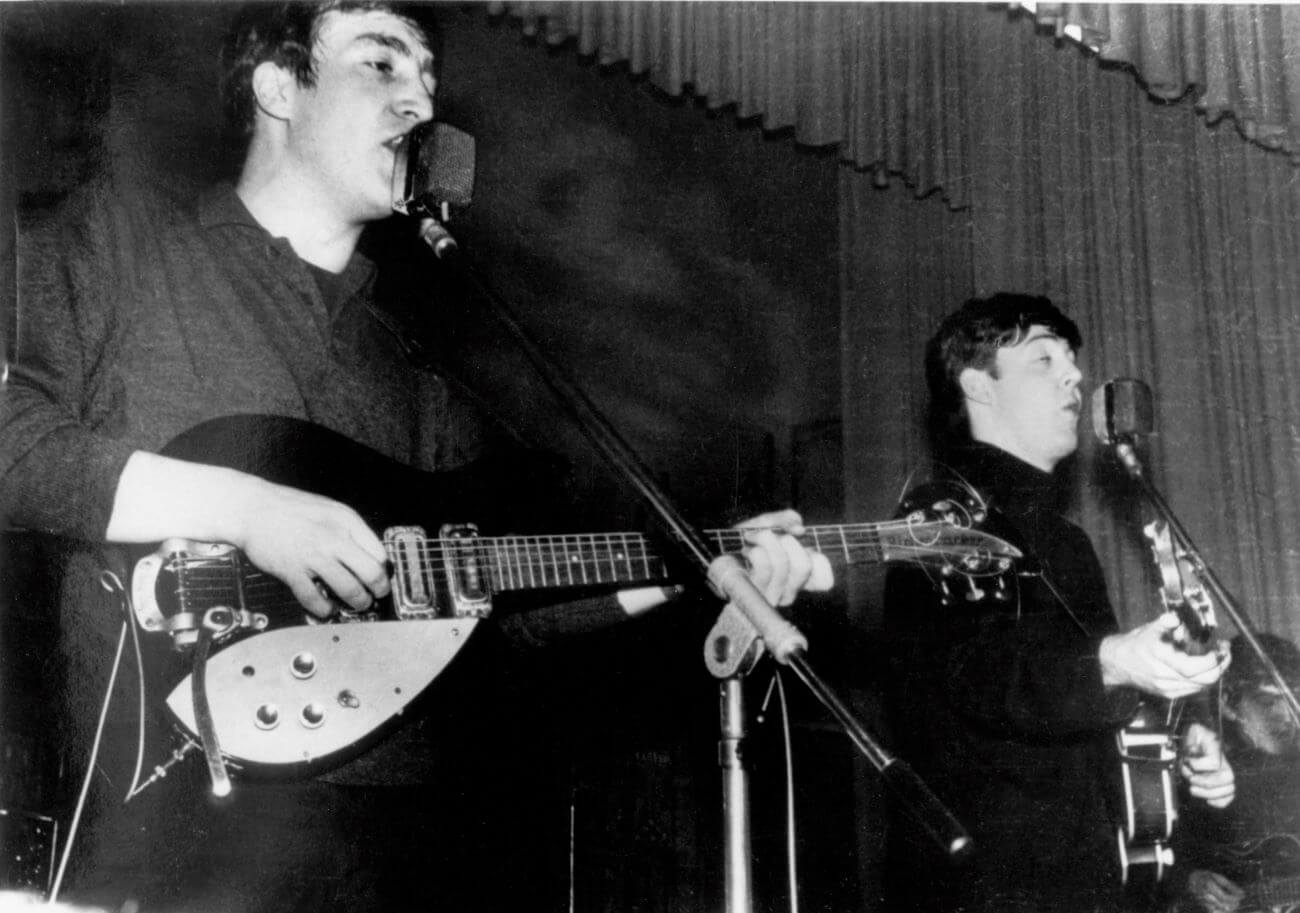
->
[165,619,479,768]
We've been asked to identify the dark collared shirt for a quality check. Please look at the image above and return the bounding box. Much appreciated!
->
[2,180,473,537]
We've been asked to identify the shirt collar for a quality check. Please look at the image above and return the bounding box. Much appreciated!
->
[197,183,377,304]
[197,182,259,230]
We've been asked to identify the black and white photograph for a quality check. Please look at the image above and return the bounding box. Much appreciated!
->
[1,3,1299,913]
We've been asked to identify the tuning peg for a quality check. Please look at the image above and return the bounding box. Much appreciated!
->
[965,578,986,602]
[991,577,1009,601]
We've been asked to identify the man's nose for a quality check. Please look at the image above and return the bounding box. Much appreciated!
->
[395,80,434,124]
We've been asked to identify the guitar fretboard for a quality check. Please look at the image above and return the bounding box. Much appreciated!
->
[160,517,1014,621]
[413,519,989,594]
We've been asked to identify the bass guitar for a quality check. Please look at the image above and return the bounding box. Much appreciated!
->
[126,415,1023,777]
[1117,519,1219,888]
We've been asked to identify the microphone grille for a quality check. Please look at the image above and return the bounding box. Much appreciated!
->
[1092,378,1154,444]
[420,122,475,209]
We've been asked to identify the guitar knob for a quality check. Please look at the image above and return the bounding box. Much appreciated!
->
[965,579,986,602]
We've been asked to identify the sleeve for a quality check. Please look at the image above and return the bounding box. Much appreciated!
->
[0,193,139,540]
[884,526,1140,740]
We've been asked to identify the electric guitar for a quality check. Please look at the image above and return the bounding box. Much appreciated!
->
[1117,519,1219,888]
[126,415,1024,777]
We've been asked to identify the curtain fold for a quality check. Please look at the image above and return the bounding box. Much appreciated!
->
[487,2,1300,209]
[1023,3,1300,159]
[487,1,980,205]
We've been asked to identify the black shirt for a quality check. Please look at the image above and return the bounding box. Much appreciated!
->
[884,442,1141,913]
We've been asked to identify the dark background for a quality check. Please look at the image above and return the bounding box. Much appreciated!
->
[0,4,865,911]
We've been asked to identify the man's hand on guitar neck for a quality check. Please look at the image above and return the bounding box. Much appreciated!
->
[616,509,834,618]
[734,509,835,608]
[1099,611,1231,700]
[107,451,390,618]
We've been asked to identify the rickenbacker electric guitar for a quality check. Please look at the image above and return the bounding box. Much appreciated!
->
[126,415,1024,778]
[1117,519,1219,888]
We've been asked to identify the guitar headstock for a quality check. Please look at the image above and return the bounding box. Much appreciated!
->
[1142,519,1217,654]
[888,481,1026,603]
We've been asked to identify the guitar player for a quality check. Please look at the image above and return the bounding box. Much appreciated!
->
[0,3,831,912]
[1161,632,1300,913]
[881,294,1237,913]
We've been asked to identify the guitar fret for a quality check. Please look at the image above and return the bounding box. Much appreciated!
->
[546,537,560,587]
[507,539,521,590]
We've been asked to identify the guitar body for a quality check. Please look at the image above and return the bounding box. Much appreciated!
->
[1116,702,1179,890]
[129,415,568,776]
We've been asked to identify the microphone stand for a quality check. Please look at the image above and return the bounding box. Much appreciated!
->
[421,220,970,912]
[1110,438,1300,728]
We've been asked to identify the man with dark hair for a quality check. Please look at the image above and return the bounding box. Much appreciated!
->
[0,3,827,911]
[882,293,1236,913]
[1163,633,1300,913]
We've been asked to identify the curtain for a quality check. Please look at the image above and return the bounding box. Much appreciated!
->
[485,3,1300,206]
[1020,3,1300,161]
[487,2,991,207]
[842,5,1300,645]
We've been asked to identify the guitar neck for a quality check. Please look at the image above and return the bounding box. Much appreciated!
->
[476,519,932,594]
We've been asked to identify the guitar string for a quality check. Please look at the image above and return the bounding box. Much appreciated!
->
[159,541,993,611]
[167,540,982,589]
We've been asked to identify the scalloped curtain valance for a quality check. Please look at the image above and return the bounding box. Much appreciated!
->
[486,2,1300,208]
[1017,3,1300,158]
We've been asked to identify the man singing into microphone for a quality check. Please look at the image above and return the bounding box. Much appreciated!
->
[882,293,1236,913]
[0,3,828,911]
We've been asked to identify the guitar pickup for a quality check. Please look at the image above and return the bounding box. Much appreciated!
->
[438,524,493,619]
[384,525,493,620]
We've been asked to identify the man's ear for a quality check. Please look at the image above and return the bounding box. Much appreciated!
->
[958,367,993,406]
[250,61,296,122]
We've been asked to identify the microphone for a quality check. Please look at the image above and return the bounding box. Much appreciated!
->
[391,121,475,259]
[1091,378,1153,478]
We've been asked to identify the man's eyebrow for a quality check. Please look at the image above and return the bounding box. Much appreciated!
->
[354,32,435,73]
[1021,328,1063,345]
